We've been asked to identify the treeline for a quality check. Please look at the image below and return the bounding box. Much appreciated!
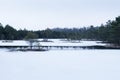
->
[0,16,120,45]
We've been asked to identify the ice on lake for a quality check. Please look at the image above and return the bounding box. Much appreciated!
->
[0,49,120,80]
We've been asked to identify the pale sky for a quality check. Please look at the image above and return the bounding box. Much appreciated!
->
[0,0,120,30]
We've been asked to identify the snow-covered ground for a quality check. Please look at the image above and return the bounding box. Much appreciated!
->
[0,49,120,80]
[0,39,119,80]
[0,40,28,46]
[0,39,106,46]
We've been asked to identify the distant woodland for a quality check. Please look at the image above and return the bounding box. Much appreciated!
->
[0,16,120,45]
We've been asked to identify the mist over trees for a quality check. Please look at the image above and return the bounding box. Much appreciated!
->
[0,16,120,45]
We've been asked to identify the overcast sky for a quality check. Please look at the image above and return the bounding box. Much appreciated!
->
[0,0,120,30]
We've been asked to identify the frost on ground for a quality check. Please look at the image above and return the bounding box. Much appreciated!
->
[0,49,120,80]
